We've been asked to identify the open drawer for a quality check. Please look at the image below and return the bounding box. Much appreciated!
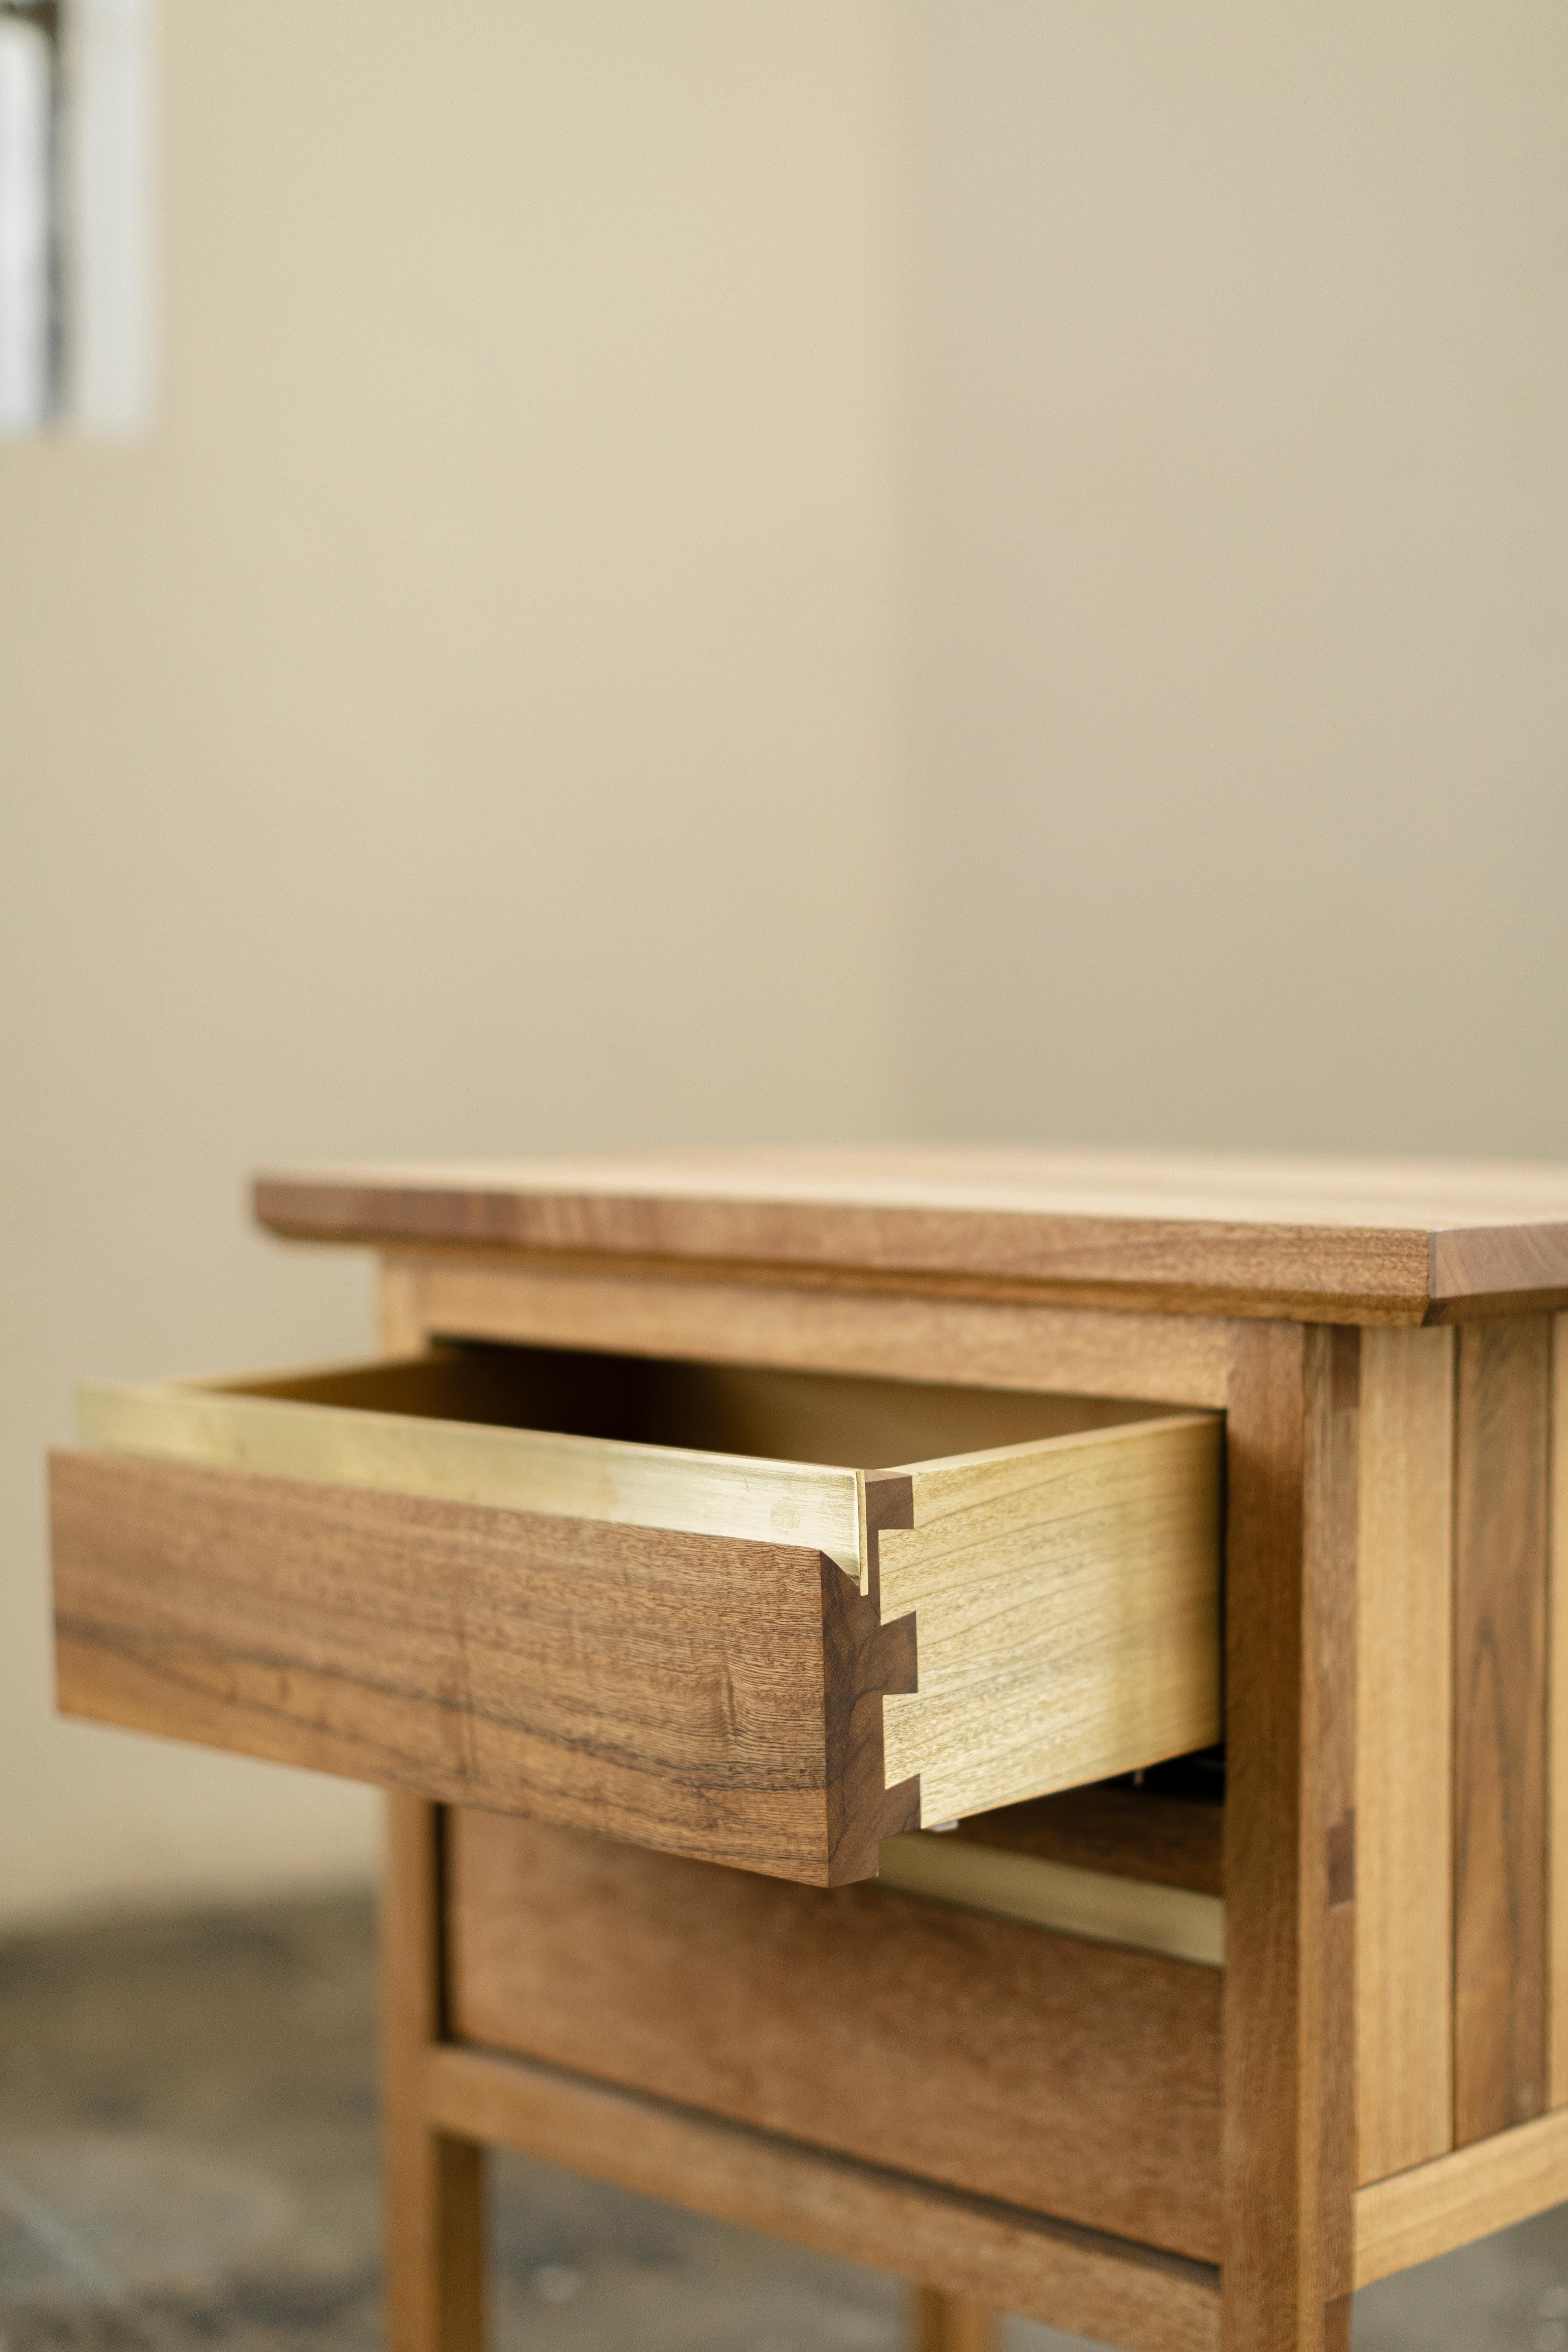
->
[49,1345,1221,1885]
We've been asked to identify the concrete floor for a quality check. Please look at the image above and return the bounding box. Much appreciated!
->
[0,1894,1563,2352]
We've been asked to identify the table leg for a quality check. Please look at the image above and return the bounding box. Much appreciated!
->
[384,1793,487,2352]
[1222,1325,1359,2352]
[912,2287,998,2352]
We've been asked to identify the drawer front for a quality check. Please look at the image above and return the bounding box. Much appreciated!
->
[49,1449,917,1885]
[446,1807,1224,2263]
[51,1345,1221,1883]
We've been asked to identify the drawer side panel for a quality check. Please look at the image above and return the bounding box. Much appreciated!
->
[881,1417,1222,1821]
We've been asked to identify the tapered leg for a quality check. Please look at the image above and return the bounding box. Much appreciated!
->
[912,2288,998,2352]
[384,1792,486,2352]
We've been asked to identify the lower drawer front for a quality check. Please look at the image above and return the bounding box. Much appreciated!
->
[446,1808,1223,2263]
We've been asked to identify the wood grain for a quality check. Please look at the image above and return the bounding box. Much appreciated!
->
[423,2042,1222,2352]
[77,1353,869,1585]
[1305,1326,1360,2351]
[446,1808,1224,2262]
[78,1343,1198,1599]
[383,1796,484,2352]
[1553,1314,1568,2111]
[388,1249,1232,1406]
[881,1416,1220,1822]
[254,1146,1568,1322]
[68,1352,1223,1833]
[380,1258,427,1356]
[875,1831,1223,1968]
[1453,1317,1550,2142]
[1430,1225,1568,1324]
[953,1781,1222,1897]
[1355,1325,1455,2182]
[1221,1324,1359,2352]
[825,1488,922,1882]
[1353,2104,1568,2287]
[50,1450,918,1884]
[914,2289,996,2352]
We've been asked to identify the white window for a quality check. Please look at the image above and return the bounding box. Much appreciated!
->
[0,0,154,436]
[0,1,54,430]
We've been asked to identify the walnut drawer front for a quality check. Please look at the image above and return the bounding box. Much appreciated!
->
[50,1343,1221,1885]
[446,1807,1224,2263]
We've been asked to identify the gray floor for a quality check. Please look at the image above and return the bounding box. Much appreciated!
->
[0,1895,1563,2352]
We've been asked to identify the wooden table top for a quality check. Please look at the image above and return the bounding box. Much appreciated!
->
[253,1146,1568,1324]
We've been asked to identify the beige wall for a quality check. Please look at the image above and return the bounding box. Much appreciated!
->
[905,1,1568,1155]
[0,0,908,1925]
[5,2,1568,1927]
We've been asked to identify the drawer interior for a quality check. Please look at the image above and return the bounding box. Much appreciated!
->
[206,1341,1175,1468]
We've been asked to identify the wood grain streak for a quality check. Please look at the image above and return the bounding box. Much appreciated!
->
[51,1451,913,1884]
[447,1810,1224,2262]
[392,1250,1233,1407]
[881,1417,1222,1821]
[1356,1326,1455,2181]
[914,2289,996,2352]
[382,1797,484,2352]
[254,1147,1568,1321]
[1353,2105,1568,2286]
[1221,1324,1359,2352]
[1552,1315,1568,2111]
[1453,1317,1550,2142]
[423,2042,1222,2352]
[1308,1326,1360,2351]
[823,1505,921,1880]
[1430,1227,1568,1324]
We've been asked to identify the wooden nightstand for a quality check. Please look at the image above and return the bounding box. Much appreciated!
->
[48,1148,1568,2352]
